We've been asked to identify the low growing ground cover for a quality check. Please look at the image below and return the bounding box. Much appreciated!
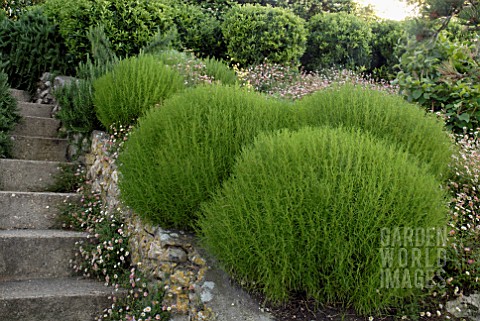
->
[59,133,171,321]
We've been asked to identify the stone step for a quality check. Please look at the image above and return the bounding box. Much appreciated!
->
[11,135,68,162]
[17,101,53,118]
[12,116,61,138]
[0,277,112,321]
[8,89,30,102]
[0,229,88,281]
[0,159,65,192]
[0,191,79,230]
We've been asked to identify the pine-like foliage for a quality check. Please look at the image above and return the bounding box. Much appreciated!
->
[118,84,295,229]
[0,7,69,92]
[93,54,185,130]
[0,71,20,157]
[199,126,448,314]
[296,84,454,179]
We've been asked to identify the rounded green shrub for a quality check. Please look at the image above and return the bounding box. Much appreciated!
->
[41,0,93,65]
[152,50,237,86]
[93,54,184,129]
[118,85,295,229]
[221,4,307,66]
[171,3,226,59]
[369,20,405,80]
[296,85,454,178]
[301,12,373,71]
[92,0,175,58]
[2,0,46,19]
[0,71,20,157]
[199,126,448,314]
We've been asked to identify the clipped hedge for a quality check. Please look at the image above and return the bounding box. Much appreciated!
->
[171,3,226,59]
[222,4,307,66]
[369,19,405,80]
[0,71,20,157]
[301,12,372,71]
[41,0,93,65]
[2,0,45,19]
[118,85,295,229]
[92,0,174,58]
[199,126,448,314]
[93,54,184,130]
[296,85,453,178]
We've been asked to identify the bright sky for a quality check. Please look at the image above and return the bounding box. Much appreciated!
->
[356,0,418,20]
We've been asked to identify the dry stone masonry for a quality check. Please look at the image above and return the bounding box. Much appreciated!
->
[87,130,275,321]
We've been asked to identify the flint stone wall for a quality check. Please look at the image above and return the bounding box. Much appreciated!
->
[86,130,215,321]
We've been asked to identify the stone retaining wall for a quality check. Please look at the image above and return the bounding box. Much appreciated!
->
[86,131,214,321]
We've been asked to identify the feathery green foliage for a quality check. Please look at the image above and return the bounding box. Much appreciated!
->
[54,25,117,139]
[118,85,295,229]
[54,79,102,134]
[93,54,184,130]
[199,126,448,314]
[143,49,237,86]
[0,71,20,157]
[296,85,454,178]
[203,57,237,85]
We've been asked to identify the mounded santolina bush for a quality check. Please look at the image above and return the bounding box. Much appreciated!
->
[199,127,448,314]
[93,54,184,130]
[301,12,372,71]
[296,85,453,178]
[118,85,295,229]
[222,4,307,66]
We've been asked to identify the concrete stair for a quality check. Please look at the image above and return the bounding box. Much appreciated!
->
[12,116,61,138]
[0,158,66,192]
[9,88,30,102]
[0,230,89,281]
[0,191,79,229]
[11,135,68,161]
[17,102,53,118]
[0,278,111,320]
[0,88,112,320]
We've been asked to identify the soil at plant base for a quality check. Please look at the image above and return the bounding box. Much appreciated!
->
[255,292,464,321]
